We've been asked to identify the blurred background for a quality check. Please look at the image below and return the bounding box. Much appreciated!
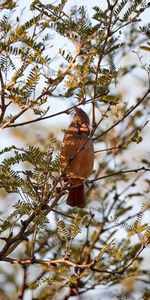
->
[0,0,150,299]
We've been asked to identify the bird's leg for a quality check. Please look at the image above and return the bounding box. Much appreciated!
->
[85,179,91,187]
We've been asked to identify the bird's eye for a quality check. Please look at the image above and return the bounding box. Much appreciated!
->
[74,122,79,128]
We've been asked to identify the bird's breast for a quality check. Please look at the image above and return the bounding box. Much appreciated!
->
[60,134,94,179]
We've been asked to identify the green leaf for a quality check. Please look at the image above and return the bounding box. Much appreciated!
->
[128,223,148,238]
[100,95,119,105]
[57,220,70,241]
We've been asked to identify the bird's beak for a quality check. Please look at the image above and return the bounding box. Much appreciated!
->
[80,123,89,133]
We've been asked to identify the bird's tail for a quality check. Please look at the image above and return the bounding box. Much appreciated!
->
[67,178,86,208]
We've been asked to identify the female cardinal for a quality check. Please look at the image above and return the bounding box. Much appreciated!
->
[60,108,94,208]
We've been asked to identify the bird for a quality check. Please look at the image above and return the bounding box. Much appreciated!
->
[60,107,94,208]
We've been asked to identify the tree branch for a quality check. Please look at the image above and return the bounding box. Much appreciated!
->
[0,104,32,130]
[94,88,150,141]
[0,193,63,258]
[18,266,27,300]
[117,244,145,275]
[0,70,6,123]
[1,256,114,274]
[89,166,150,184]
[4,98,92,129]
[2,243,146,278]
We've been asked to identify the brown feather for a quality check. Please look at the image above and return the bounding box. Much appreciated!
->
[60,108,94,208]
[67,186,85,208]
[67,179,86,208]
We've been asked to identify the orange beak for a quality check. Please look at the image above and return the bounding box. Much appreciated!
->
[80,123,89,133]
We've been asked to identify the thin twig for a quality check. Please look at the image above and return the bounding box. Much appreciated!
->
[0,70,6,123]
[5,91,109,129]
[2,256,114,275]
[60,166,150,192]
[85,223,104,264]
[89,166,150,184]
[52,208,74,219]
[118,171,145,197]
[0,104,32,130]
[5,98,92,128]
[94,88,150,141]
[117,244,145,274]
[94,145,126,153]
[0,193,63,259]
[18,265,27,300]
[92,2,116,129]
[30,225,37,260]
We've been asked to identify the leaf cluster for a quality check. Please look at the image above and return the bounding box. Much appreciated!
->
[0,0,149,299]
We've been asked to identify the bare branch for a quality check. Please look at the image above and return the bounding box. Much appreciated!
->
[18,266,27,300]
[89,166,150,184]
[117,244,145,274]
[94,88,150,141]
[5,98,92,129]
[0,104,32,130]
[1,256,113,274]
[0,70,6,123]
[0,193,64,258]
[94,145,126,153]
